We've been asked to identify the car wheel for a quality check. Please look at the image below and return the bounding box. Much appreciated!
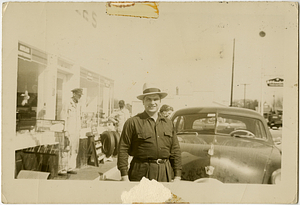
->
[101,131,115,157]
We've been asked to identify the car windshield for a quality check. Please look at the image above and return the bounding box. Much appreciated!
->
[173,112,268,140]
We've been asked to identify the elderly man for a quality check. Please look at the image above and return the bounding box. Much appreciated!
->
[117,83,182,182]
[108,100,131,135]
[59,88,83,175]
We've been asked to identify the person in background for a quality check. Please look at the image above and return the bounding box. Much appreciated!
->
[58,88,83,175]
[117,83,182,182]
[159,104,174,119]
[108,100,131,135]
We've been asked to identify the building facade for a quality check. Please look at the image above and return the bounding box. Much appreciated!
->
[4,3,114,150]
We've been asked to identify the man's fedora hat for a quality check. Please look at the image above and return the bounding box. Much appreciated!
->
[71,88,83,95]
[137,83,168,100]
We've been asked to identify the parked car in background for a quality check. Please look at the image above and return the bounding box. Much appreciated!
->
[171,107,281,184]
[267,109,283,129]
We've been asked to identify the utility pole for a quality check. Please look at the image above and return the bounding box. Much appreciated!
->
[259,30,266,115]
[230,39,235,107]
[239,84,250,108]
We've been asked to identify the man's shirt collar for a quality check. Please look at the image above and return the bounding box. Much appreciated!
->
[141,111,167,122]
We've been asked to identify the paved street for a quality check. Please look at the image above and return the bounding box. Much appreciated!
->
[269,127,282,150]
[269,127,282,139]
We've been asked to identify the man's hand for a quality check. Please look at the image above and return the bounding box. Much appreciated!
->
[64,131,70,151]
[120,175,130,181]
[173,176,181,182]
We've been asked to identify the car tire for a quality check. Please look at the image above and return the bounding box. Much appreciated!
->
[112,131,121,156]
[100,131,115,157]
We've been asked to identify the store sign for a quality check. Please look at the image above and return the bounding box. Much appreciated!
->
[266,78,284,87]
[75,10,97,28]
[18,43,32,60]
[58,58,73,70]
[36,120,65,133]
[19,44,31,54]
[87,72,93,81]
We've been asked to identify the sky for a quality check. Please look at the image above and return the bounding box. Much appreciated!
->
[89,2,287,106]
[5,2,291,108]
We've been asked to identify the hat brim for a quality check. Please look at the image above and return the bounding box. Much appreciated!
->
[71,88,83,95]
[137,92,168,100]
[73,92,83,95]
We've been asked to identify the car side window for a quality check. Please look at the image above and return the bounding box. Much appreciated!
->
[173,116,184,133]
[254,120,267,140]
[178,116,184,132]
[173,116,179,128]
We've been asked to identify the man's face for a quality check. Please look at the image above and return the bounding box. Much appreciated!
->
[119,102,125,109]
[162,110,173,118]
[143,94,161,114]
[73,93,82,101]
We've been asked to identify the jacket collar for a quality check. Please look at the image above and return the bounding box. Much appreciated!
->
[140,111,167,122]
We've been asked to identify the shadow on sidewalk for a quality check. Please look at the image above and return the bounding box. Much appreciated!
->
[52,157,118,180]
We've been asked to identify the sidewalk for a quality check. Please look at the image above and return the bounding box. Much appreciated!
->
[52,156,118,180]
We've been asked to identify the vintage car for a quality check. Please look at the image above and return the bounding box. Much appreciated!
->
[267,109,283,129]
[171,107,281,184]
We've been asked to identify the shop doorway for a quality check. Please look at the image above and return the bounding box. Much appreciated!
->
[55,72,68,120]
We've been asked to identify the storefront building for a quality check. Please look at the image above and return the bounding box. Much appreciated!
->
[3,3,115,177]
[16,43,114,134]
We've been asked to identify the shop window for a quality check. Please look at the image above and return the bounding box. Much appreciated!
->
[16,58,45,133]
[79,69,114,132]
[80,69,100,130]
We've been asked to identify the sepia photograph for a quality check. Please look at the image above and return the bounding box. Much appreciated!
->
[2,1,298,204]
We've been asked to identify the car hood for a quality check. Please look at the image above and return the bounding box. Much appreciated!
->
[179,134,280,183]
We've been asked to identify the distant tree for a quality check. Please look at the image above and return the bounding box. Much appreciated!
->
[248,99,258,110]
[232,99,258,111]
[231,100,240,107]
